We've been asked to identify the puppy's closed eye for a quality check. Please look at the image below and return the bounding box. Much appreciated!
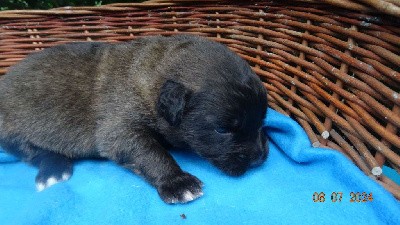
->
[214,118,242,135]
[214,127,230,135]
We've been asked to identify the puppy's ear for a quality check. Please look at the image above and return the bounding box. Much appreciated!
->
[157,80,191,126]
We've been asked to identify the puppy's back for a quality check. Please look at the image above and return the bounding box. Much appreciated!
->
[0,37,204,156]
[0,42,109,157]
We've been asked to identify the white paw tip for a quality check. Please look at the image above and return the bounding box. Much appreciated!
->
[182,190,203,202]
[36,176,64,192]
[36,183,46,192]
[183,191,195,202]
[46,177,58,187]
[62,173,71,181]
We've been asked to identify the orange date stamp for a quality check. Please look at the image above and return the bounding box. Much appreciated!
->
[313,192,373,203]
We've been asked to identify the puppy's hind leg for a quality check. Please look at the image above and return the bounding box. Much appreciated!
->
[20,144,73,191]
[33,151,73,191]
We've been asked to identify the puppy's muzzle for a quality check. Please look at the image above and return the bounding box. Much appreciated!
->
[250,132,268,167]
[250,147,268,167]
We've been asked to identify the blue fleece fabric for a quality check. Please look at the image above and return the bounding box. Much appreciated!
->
[0,109,399,225]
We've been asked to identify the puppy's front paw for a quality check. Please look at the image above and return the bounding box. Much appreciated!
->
[157,172,203,204]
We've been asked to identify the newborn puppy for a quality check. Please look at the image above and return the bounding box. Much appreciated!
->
[0,35,268,204]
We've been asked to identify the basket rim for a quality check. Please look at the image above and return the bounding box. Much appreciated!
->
[0,0,400,18]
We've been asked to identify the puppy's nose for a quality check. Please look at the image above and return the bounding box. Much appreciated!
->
[250,148,267,167]
[250,133,268,167]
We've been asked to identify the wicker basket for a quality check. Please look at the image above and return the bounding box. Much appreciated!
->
[0,0,399,199]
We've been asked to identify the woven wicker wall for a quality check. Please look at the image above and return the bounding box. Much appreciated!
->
[0,0,399,199]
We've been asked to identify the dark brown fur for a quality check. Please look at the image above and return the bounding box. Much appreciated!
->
[0,35,268,203]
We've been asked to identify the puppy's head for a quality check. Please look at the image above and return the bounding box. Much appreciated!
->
[157,73,268,176]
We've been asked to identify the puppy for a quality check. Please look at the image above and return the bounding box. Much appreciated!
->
[0,35,268,204]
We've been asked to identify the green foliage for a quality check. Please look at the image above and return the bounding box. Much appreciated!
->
[0,0,144,10]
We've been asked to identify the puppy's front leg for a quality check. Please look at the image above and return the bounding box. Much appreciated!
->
[97,124,203,204]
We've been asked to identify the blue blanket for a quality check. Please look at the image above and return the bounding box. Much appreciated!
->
[0,109,399,225]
